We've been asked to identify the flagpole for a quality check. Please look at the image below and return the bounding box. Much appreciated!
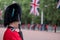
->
[41,9,43,25]
[32,15,34,24]
[40,9,44,31]
[30,0,40,30]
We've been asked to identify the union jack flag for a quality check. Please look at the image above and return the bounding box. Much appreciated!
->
[57,0,60,8]
[30,0,40,16]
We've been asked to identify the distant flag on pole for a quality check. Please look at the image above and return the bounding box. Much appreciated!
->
[30,0,40,16]
[0,10,3,20]
[57,0,60,8]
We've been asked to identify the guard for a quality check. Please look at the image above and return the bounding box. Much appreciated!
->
[3,3,23,40]
[53,24,57,33]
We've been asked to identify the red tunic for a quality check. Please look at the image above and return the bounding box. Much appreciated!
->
[3,28,22,40]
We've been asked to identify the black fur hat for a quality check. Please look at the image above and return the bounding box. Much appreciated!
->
[4,3,21,27]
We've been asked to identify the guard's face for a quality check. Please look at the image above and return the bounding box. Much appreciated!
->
[14,21,19,28]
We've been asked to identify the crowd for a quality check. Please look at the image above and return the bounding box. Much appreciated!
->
[21,24,57,32]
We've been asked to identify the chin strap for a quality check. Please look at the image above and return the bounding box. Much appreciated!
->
[18,15,24,40]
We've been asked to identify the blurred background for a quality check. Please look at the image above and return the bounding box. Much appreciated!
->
[0,0,60,31]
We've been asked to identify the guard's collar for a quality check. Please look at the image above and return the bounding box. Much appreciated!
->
[8,26,15,31]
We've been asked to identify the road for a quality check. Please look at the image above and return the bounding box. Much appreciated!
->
[0,28,60,40]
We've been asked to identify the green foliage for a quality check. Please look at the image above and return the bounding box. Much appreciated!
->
[0,0,60,26]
